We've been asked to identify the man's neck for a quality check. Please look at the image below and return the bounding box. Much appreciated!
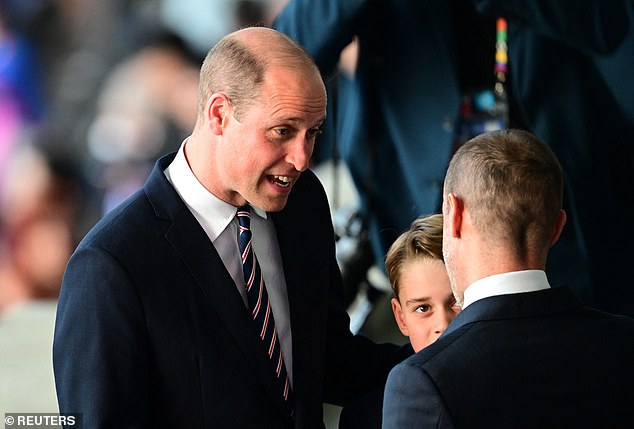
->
[456,249,545,305]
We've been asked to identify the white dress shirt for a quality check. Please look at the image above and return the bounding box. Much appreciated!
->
[462,270,551,309]
[163,141,293,384]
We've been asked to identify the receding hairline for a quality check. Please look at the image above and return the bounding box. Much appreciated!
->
[227,26,318,70]
[196,26,324,119]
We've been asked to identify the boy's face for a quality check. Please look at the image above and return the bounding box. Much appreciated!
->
[391,258,461,352]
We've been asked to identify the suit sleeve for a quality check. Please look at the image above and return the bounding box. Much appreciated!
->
[321,249,412,406]
[272,0,371,72]
[382,362,455,429]
[296,171,412,405]
[473,0,632,54]
[53,245,151,428]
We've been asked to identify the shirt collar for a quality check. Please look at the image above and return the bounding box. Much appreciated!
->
[164,140,267,241]
[462,270,551,309]
[250,205,268,219]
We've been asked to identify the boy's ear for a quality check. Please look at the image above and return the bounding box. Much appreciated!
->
[391,297,409,337]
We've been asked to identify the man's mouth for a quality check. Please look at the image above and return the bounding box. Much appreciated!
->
[270,175,292,188]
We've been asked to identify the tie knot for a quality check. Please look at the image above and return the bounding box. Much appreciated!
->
[237,205,251,230]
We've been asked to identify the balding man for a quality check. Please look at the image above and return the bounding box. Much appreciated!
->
[54,27,408,428]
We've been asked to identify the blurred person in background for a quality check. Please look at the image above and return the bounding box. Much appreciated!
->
[0,134,80,312]
[0,2,46,182]
[84,30,201,214]
[274,0,634,320]
[0,131,82,414]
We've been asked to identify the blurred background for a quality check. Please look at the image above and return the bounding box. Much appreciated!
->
[1,0,632,427]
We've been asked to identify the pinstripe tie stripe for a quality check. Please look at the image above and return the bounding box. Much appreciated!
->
[237,205,292,405]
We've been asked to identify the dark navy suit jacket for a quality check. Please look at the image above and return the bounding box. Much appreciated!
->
[382,287,634,428]
[53,153,409,428]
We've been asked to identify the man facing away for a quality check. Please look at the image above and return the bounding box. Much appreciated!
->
[54,27,408,428]
[382,129,634,429]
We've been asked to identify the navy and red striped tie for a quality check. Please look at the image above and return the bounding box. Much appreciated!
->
[237,205,292,406]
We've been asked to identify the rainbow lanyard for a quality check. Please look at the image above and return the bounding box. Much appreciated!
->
[453,16,510,152]
[494,18,508,100]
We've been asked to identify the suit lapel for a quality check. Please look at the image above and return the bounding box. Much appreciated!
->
[145,154,291,417]
[271,177,333,423]
[271,206,309,419]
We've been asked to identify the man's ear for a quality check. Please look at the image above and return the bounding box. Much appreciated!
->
[207,93,230,136]
[391,297,409,337]
[446,193,464,239]
[549,209,567,248]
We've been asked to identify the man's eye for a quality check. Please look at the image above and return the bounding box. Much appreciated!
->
[307,128,323,139]
[415,305,431,313]
[276,128,289,136]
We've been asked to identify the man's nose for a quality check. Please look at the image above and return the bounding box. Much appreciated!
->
[286,136,313,172]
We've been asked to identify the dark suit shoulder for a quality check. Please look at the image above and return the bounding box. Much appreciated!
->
[77,188,160,252]
[393,295,634,428]
[78,153,184,255]
[400,322,473,370]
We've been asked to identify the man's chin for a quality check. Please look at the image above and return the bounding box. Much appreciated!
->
[252,196,290,213]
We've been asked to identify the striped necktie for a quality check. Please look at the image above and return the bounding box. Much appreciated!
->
[237,205,292,405]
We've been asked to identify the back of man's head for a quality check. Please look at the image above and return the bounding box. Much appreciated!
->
[444,129,563,261]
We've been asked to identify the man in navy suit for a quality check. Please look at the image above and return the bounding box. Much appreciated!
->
[382,129,634,428]
[53,27,408,428]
